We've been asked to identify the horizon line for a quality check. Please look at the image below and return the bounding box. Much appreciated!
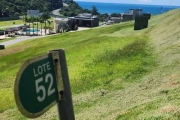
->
[74,0,180,7]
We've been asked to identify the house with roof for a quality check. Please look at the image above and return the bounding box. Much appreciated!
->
[121,9,151,22]
[68,13,99,29]
[27,10,43,17]
[110,17,121,23]
[53,13,99,32]
[121,9,143,22]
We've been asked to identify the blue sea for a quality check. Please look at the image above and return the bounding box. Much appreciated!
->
[76,1,180,15]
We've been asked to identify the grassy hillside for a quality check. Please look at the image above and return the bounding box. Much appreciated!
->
[0,9,180,119]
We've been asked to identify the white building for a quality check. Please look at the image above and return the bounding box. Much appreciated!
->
[54,18,69,33]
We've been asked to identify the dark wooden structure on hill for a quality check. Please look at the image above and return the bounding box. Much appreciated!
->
[134,16,149,30]
[0,45,5,50]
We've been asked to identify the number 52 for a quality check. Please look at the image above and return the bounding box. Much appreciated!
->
[35,73,55,102]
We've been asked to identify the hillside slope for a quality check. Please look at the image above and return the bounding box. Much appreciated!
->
[74,10,180,120]
[73,10,180,120]
[0,10,180,120]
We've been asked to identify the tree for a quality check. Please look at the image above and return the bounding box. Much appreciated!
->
[98,13,110,22]
[47,20,53,34]
[25,17,31,35]
[83,9,91,13]
[91,5,99,15]
[39,17,44,36]
[41,12,50,35]
[58,22,70,33]
[60,1,83,17]
[14,12,20,17]
[23,15,28,25]
[36,17,40,35]
[111,13,121,17]
[30,16,36,35]
[0,0,63,17]
[2,11,9,17]
[51,0,63,10]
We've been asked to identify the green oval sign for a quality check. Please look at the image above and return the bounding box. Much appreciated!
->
[14,55,58,118]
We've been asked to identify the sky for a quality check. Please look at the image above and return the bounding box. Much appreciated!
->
[74,0,180,6]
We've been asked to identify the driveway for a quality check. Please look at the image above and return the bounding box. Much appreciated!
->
[0,35,48,47]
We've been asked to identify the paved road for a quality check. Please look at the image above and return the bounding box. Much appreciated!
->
[63,3,69,7]
[52,9,61,16]
[51,3,69,16]
[0,35,48,47]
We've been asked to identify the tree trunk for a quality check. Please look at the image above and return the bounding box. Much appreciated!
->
[33,23,34,35]
[49,21,51,34]
[45,21,46,35]
[37,22,38,35]
[41,23,42,36]
[28,22,31,36]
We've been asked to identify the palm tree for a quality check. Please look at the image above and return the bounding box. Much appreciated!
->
[36,17,39,35]
[91,5,99,15]
[47,20,53,34]
[25,17,31,36]
[30,16,35,35]
[23,15,28,25]
[41,12,50,35]
[27,17,31,35]
[39,17,44,36]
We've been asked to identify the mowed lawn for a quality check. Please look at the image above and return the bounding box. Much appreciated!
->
[0,20,24,27]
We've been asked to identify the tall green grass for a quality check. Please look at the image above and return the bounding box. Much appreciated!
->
[70,35,154,93]
[0,21,155,118]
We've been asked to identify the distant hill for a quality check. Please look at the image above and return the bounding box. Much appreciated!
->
[0,0,63,17]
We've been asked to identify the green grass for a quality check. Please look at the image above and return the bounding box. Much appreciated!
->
[71,36,154,93]
[0,20,151,110]
[116,89,180,120]
[0,9,180,119]
[0,88,15,112]
[0,19,24,27]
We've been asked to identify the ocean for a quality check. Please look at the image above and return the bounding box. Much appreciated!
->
[76,1,180,15]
